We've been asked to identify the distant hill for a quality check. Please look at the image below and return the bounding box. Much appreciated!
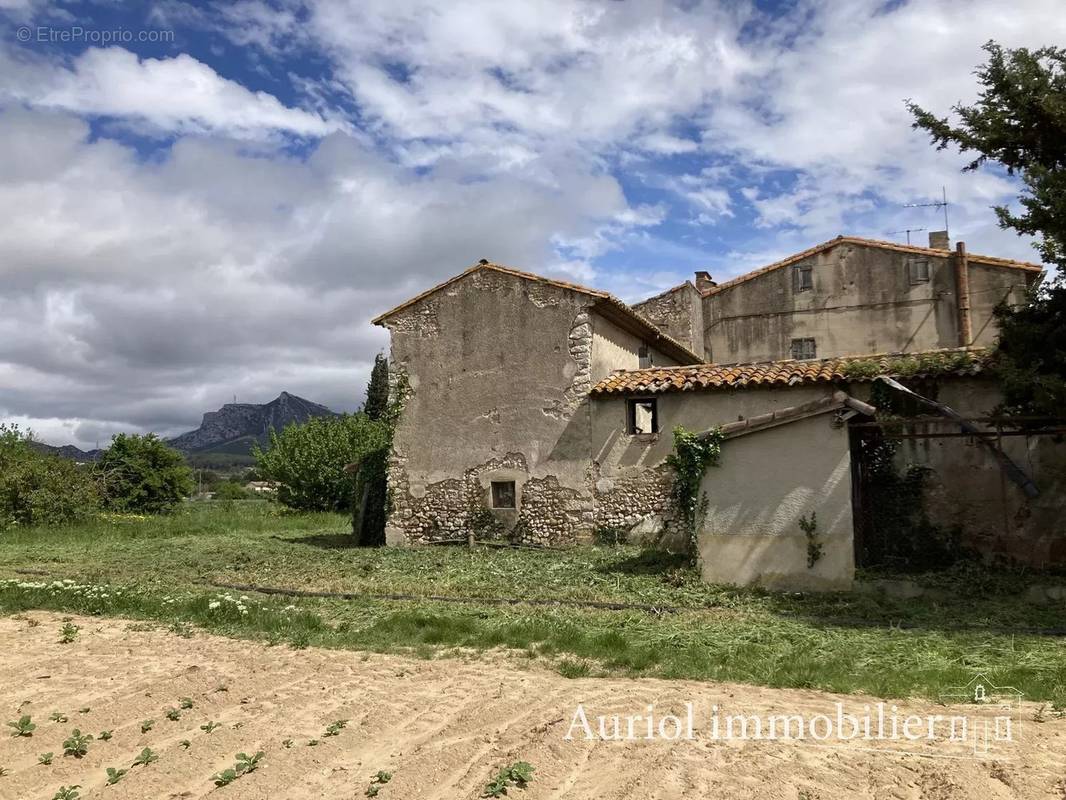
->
[166,392,337,456]
[29,392,338,468]
[29,442,100,462]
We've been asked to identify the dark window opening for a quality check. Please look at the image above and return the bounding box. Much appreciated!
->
[909,258,930,284]
[793,264,813,292]
[626,398,659,434]
[791,337,817,360]
[638,344,651,369]
[490,481,516,509]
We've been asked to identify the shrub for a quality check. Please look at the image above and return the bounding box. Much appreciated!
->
[0,425,100,529]
[96,434,194,515]
[254,414,391,513]
[213,481,248,501]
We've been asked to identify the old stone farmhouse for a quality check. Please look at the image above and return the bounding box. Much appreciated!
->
[373,234,1061,590]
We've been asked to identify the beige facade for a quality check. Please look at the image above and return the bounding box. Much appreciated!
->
[697,236,1041,364]
[373,262,698,547]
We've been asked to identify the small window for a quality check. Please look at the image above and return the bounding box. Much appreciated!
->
[790,337,817,360]
[490,481,516,509]
[626,398,659,435]
[909,258,930,284]
[793,264,813,292]
[638,344,651,369]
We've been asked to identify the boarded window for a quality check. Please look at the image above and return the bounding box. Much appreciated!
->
[793,264,813,292]
[627,398,658,434]
[791,337,817,360]
[909,258,930,284]
[490,481,516,509]
[638,344,651,369]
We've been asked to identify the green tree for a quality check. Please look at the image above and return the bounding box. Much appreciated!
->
[907,41,1066,279]
[96,434,194,514]
[991,288,1066,418]
[253,414,391,512]
[0,425,101,529]
[909,41,1066,419]
[364,353,389,421]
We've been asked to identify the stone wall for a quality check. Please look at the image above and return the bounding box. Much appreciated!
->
[632,283,705,360]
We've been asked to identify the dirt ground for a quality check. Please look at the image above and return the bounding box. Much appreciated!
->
[0,613,1064,800]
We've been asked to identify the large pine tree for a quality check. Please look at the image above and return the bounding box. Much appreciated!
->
[363,353,389,421]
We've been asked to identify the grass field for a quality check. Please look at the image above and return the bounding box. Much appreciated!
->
[1,501,1064,703]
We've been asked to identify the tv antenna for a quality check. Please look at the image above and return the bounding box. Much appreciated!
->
[903,186,949,236]
[888,227,927,245]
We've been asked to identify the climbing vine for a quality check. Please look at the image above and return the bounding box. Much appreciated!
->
[666,425,724,560]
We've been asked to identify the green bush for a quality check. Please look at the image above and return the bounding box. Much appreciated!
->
[254,414,391,513]
[213,481,249,501]
[0,425,101,529]
[97,434,194,514]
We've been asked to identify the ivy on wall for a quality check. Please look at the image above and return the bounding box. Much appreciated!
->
[666,425,724,560]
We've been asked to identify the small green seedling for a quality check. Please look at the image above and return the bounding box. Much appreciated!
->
[200,721,221,733]
[63,729,93,758]
[39,752,54,765]
[98,730,113,741]
[105,767,127,785]
[77,708,90,715]
[140,719,154,733]
[366,787,380,798]
[212,768,238,787]
[179,697,194,709]
[59,624,79,644]
[307,739,320,747]
[232,721,244,730]
[131,747,158,767]
[179,740,191,750]
[165,708,181,721]
[0,765,9,777]
[49,712,68,724]
[282,738,293,749]
[372,771,392,784]
[235,751,264,774]
[323,719,348,737]
[52,786,80,800]
[212,751,264,786]
[7,715,36,737]
[483,761,534,798]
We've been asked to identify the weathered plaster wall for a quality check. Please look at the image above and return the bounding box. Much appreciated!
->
[383,269,596,545]
[632,283,705,360]
[704,242,959,364]
[589,385,838,549]
[697,413,855,591]
[382,269,681,547]
[966,263,1034,347]
[589,313,678,384]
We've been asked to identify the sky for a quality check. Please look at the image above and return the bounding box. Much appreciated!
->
[0,0,1062,449]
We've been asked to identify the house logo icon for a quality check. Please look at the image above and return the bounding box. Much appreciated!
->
[940,673,1024,707]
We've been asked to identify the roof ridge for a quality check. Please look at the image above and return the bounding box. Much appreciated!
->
[371,260,701,363]
[704,236,1043,296]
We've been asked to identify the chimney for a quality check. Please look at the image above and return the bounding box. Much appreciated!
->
[694,270,717,292]
[928,230,950,250]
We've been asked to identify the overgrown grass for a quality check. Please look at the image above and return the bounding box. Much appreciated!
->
[1,502,1064,702]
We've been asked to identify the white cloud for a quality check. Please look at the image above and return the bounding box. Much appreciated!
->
[0,45,342,139]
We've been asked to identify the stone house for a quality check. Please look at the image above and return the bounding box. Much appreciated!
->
[373,235,1061,589]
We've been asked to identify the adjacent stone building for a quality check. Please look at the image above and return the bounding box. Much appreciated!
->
[372,235,1060,589]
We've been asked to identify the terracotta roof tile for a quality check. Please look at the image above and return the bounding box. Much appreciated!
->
[590,348,989,396]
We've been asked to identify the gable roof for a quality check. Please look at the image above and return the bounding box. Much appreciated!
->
[372,260,702,364]
[591,348,988,395]
[703,236,1044,297]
